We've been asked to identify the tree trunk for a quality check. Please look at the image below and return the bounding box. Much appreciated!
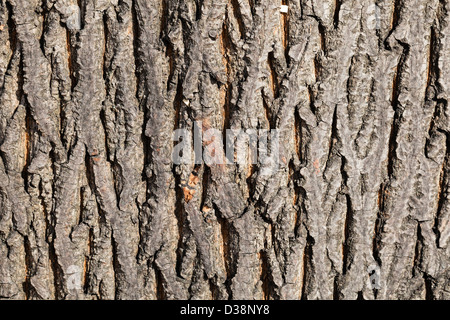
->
[0,0,449,300]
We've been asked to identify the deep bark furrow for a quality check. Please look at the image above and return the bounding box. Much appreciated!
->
[0,0,449,300]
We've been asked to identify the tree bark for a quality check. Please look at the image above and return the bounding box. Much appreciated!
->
[0,0,449,300]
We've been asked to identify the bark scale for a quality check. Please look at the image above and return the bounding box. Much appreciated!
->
[0,0,449,300]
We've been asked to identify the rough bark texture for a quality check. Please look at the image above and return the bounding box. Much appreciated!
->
[0,0,449,300]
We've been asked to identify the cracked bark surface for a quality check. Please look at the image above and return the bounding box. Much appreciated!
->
[0,0,449,300]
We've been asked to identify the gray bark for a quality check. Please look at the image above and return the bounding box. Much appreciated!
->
[0,0,449,300]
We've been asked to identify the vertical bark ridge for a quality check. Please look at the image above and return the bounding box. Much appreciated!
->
[0,0,449,300]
